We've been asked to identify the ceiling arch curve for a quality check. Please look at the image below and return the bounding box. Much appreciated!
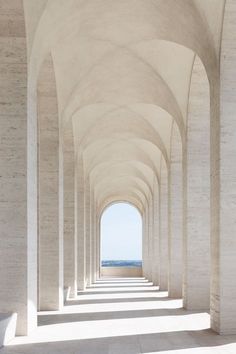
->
[23,0,225,229]
[28,0,220,83]
[84,139,161,182]
[90,162,155,194]
[99,200,143,220]
[98,186,147,215]
[77,110,168,164]
[95,174,152,200]
[98,195,144,218]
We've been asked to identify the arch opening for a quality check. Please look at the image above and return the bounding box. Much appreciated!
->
[100,202,143,278]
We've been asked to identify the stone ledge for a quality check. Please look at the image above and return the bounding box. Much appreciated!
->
[101,266,143,278]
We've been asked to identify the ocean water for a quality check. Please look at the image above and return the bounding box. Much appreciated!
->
[101,260,142,267]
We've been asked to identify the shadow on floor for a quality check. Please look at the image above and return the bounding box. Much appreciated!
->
[94,280,150,285]
[38,307,206,326]
[2,330,236,354]
[86,284,154,288]
[65,296,172,305]
[2,279,232,354]
[77,289,163,295]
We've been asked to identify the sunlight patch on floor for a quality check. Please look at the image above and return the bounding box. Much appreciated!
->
[3,278,236,354]
[37,299,183,315]
[9,313,210,345]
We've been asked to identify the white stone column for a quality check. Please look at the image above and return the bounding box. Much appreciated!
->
[168,122,183,298]
[0,0,37,335]
[183,56,210,310]
[152,183,160,286]
[85,179,91,286]
[64,145,77,298]
[211,0,236,334]
[159,157,169,290]
[90,193,96,283]
[142,210,146,277]
[94,206,100,280]
[38,55,63,311]
[148,199,154,282]
[76,160,86,290]
[97,214,101,280]
[142,208,149,279]
[93,203,99,282]
[147,205,153,281]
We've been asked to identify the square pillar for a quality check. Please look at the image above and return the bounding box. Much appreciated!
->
[38,56,63,311]
[0,2,37,335]
[76,161,86,290]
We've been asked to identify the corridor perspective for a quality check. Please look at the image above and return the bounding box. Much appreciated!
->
[1,0,236,353]
[2,278,236,353]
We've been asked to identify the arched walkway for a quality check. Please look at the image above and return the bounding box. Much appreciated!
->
[1,1,236,352]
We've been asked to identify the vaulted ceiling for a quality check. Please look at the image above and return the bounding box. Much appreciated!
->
[24,0,225,213]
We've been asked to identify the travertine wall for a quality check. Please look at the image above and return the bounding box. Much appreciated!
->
[96,217,101,280]
[152,181,160,286]
[90,195,96,283]
[76,160,86,291]
[89,199,95,284]
[1,0,236,337]
[159,158,168,291]
[211,0,236,334]
[142,210,148,278]
[85,179,91,286]
[64,140,77,298]
[169,122,183,298]
[101,267,142,278]
[183,55,210,310]
[0,0,37,335]
[38,55,63,311]
[148,197,154,283]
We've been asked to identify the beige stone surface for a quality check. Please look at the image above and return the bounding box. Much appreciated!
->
[212,0,236,334]
[183,56,210,311]
[101,267,143,278]
[63,148,77,298]
[159,157,168,291]
[2,279,236,353]
[168,123,183,298]
[76,160,86,291]
[38,55,63,311]
[0,0,236,340]
[0,0,37,335]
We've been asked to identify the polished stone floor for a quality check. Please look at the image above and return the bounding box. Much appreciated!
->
[2,278,236,353]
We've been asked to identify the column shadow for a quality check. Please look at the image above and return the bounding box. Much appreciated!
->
[38,307,207,326]
[2,330,236,354]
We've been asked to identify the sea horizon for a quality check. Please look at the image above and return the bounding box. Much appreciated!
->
[101,260,142,267]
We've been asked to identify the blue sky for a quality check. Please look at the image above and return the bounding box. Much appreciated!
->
[101,203,142,261]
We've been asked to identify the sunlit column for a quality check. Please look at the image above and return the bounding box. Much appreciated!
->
[90,192,96,283]
[148,198,154,282]
[183,56,210,310]
[152,180,160,286]
[76,159,86,290]
[64,146,77,298]
[38,55,63,311]
[96,214,101,280]
[142,208,149,279]
[168,122,183,298]
[159,158,168,290]
[211,0,236,334]
[0,1,37,334]
[85,179,91,286]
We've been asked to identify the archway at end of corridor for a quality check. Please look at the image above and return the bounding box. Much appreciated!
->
[100,202,143,278]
